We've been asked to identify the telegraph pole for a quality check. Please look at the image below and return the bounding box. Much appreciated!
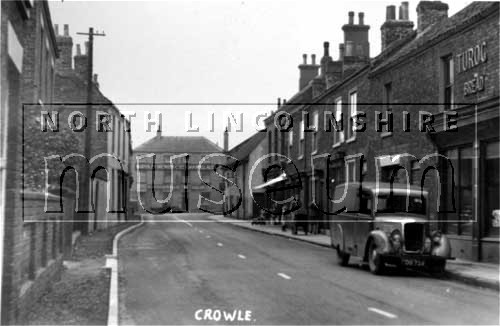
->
[76,27,105,234]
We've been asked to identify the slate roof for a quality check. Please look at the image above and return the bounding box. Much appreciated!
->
[134,136,223,153]
[228,132,266,161]
[371,1,499,74]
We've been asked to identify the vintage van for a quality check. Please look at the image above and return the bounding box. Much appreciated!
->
[329,182,452,274]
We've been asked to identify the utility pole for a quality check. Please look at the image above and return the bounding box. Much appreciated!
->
[76,27,105,234]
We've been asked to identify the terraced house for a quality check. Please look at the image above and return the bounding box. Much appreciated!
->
[256,1,499,262]
[1,2,134,324]
[1,1,65,324]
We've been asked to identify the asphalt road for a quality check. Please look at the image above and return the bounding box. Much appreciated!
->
[118,213,499,325]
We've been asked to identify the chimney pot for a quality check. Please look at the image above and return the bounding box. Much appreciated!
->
[386,5,396,20]
[84,41,89,54]
[401,1,409,20]
[323,42,330,56]
[76,44,81,56]
[64,24,69,36]
[348,11,354,24]
[223,128,229,151]
[302,54,307,64]
[55,24,73,72]
[277,97,281,108]
[311,54,316,65]
[358,12,364,25]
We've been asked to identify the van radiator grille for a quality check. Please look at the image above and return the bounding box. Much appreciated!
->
[404,223,424,252]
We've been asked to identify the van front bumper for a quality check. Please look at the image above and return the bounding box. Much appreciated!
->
[381,253,452,268]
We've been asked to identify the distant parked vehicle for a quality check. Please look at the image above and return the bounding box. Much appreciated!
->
[329,182,453,275]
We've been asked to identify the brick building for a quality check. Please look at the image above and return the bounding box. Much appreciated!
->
[44,24,134,233]
[1,2,135,323]
[0,1,73,324]
[131,134,226,214]
[224,130,267,219]
[256,1,499,262]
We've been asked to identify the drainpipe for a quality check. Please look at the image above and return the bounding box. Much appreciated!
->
[0,1,5,318]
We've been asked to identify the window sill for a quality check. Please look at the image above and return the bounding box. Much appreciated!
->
[332,143,342,149]
[346,137,356,144]
[381,132,393,138]
[297,155,304,160]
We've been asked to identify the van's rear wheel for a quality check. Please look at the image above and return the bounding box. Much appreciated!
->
[336,247,350,266]
[368,241,385,275]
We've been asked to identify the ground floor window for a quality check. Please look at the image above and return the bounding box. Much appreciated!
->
[442,146,473,236]
[485,140,499,237]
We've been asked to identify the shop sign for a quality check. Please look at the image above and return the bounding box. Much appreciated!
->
[456,41,488,97]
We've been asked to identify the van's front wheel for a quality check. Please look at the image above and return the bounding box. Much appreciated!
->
[368,241,385,275]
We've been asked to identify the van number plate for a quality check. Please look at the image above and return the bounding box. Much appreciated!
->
[401,258,425,267]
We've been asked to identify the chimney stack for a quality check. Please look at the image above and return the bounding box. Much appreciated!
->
[298,53,320,91]
[74,43,88,80]
[223,128,229,152]
[416,1,448,33]
[342,11,370,59]
[345,41,354,57]
[339,43,345,61]
[55,24,73,72]
[381,2,414,51]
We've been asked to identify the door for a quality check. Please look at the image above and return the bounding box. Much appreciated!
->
[354,191,374,257]
[252,192,265,218]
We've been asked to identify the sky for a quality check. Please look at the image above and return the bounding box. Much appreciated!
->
[48,0,472,150]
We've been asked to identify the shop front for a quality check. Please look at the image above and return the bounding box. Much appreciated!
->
[433,101,499,262]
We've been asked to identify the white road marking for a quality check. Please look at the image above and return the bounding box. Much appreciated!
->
[199,230,204,233]
[217,242,223,247]
[277,273,291,280]
[238,254,246,259]
[368,307,397,319]
[171,215,193,227]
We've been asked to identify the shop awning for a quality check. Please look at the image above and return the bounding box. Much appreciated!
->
[252,172,287,191]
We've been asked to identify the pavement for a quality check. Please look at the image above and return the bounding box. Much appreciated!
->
[25,222,138,325]
[117,213,499,325]
[207,214,500,292]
